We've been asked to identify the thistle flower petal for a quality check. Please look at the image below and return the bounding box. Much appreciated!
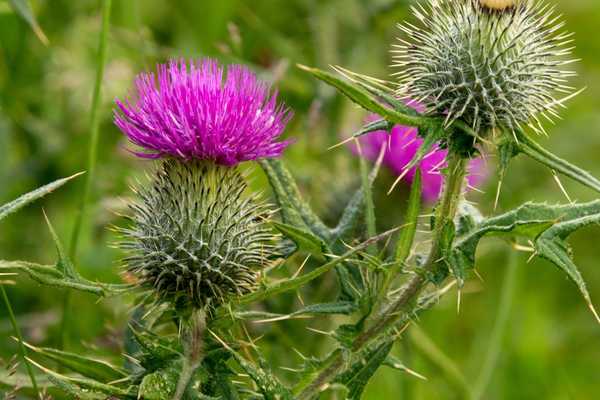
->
[114,59,293,165]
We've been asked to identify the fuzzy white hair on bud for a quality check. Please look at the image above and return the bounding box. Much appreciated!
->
[392,0,577,136]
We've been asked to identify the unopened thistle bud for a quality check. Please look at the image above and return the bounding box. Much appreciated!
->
[393,0,576,136]
[115,59,292,309]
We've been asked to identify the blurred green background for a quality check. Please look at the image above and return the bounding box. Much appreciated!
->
[1,0,599,399]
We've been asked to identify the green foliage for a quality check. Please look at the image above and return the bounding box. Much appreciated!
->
[448,201,600,316]
[6,0,48,45]
[0,173,83,222]
[2,1,600,400]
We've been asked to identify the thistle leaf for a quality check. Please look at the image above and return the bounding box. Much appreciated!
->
[210,331,293,400]
[334,340,393,399]
[260,158,330,240]
[236,228,399,305]
[0,172,83,222]
[0,260,130,296]
[235,301,358,322]
[298,64,425,129]
[43,212,79,279]
[448,201,600,319]
[27,357,135,398]
[20,341,128,383]
[332,140,385,242]
[138,365,179,400]
[395,170,422,269]
[272,221,327,259]
[515,129,600,194]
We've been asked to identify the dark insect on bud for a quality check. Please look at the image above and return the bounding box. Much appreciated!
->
[119,159,277,309]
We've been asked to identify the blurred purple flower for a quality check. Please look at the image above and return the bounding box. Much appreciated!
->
[351,112,487,202]
[114,59,293,165]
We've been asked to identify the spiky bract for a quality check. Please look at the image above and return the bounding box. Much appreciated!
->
[120,159,276,309]
[393,0,576,134]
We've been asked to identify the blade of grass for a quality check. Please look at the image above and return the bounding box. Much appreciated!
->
[69,0,112,259]
[1,285,40,398]
[7,0,49,45]
[410,324,472,399]
[61,0,112,350]
[472,250,520,400]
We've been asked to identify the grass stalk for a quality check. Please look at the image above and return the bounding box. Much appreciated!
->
[60,0,112,350]
[1,285,40,398]
[472,250,520,399]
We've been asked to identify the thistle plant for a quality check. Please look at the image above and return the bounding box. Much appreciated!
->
[2,1,600,399]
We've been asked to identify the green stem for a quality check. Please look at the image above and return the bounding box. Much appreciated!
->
[472,250,520,400]
[297,152,469,400]
[1,285,40,399]
[516,129,600,194]
[358,145,377,254]
[61,0,112,350]
[173,311,206,400]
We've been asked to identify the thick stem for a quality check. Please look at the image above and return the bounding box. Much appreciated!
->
[173,310,206,400]
[297,152,468,400]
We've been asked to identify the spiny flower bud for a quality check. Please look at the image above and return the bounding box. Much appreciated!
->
[120,160,277,309]
[392,0,576,135]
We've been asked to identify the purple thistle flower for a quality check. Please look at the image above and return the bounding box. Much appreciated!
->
[351,111,487,202]
[114,59,293,165]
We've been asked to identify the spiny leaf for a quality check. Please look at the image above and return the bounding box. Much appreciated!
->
[534,214,600,323]
[448,201,600,320]
[20,341,128,383]
[7,0,49,45]
[515,129,600,195]
[27,357,135,398]
[259,158,330,240]
[0,172,83,222]
[332,140,385,242]
[235,301,358,322]
[383,170,421,293]
[298,64,425,129]
[43,211,79,279]
[335,340,393,399]
[235,228,399,305]
[331,65,417,114]
[138,364,179,400]
[272,221,327,259]
[0,259,130,296]
[208,330,293,400]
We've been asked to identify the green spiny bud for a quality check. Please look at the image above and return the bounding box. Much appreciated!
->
[120,159,277,309]
[392,0,576,135]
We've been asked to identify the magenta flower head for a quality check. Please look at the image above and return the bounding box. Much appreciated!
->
[351,107,487,202]
[114,59,293,165]
[116,59,291,310]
